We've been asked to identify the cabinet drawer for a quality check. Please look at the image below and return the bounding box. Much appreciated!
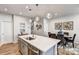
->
[28,45,40,55]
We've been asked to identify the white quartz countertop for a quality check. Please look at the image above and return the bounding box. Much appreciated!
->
[18,35,60,52]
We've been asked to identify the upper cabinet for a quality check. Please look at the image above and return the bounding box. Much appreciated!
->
[0,14,12,22]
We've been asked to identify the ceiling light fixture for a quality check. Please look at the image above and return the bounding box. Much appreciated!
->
[46,13,53,19]
[54,13,58,16]
[25,6,28,9]
[29,9,32,11]
[4,8,8,11]
[36,4,39,6]
[35,16,40,22]
[29,19,32,23]
[19,12,22,15]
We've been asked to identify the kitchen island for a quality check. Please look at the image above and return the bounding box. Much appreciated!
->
[18,35,60,55]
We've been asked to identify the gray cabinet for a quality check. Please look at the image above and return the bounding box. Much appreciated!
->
[18,38,40,55]
[18,39,28,55]
[28,44,40,55]
[0,22,13,44]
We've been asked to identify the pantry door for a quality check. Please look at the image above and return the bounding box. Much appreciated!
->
[1,22,13,44]
[0,22,1,43]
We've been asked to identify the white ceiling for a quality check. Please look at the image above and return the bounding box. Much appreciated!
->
[0,4,79,17]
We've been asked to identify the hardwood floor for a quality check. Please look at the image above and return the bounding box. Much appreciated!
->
[0,42,79,55]
[0,43,21,55]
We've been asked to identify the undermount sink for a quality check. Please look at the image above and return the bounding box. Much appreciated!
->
[25,36,35,40]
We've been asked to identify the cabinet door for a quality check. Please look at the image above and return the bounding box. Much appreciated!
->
[1,22,13,43]
[21,42,28,55]
[19,39,28,55]
[0,22,1,43]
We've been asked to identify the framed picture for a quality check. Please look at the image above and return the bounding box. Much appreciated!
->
[36,24,42,30]
[55,22,62,30]
[63,21,73,30]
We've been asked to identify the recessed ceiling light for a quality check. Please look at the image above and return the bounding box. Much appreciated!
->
[36,4,39,6]
[46,13,53,19]
[29,19,32,23]
[4,8,8,11]
[19,12,22,15]
[29,9,32,11]
[35,16,40,22]
[54,13,58,16]
[25,6,28,9]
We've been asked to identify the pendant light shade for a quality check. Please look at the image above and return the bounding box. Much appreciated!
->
[46,13,53,19]
[29,19,32,23]
[35,16,40,22]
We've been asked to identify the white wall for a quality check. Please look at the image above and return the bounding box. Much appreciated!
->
[48,14,79,42]
[33,18,49,37]
[14,15,31,42]
[33,18,45,36]
[43,18,49,37]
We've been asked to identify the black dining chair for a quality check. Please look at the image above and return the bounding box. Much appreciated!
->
[48,32,51,37]
[64,32,69,36]
[65,34,76,48]
[57,34,66,47]
[48,32,56,39]
[50,34,57,39]
[56,34,66,55]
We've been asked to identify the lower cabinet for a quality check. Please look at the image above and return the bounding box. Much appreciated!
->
[28,45,40,55]
[18,38,40,55]
[18,39,28,55]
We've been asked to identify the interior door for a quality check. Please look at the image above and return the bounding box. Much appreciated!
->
[0,22,1,43]
[1,22,13,44]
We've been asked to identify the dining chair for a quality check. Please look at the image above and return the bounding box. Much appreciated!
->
[48,32,52,37]
[64,32,69,36]
[57,34,66,55]
[48,32,56,39]
[65,34,76,48]
[50,34,57,39]
[57,34,66,47]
